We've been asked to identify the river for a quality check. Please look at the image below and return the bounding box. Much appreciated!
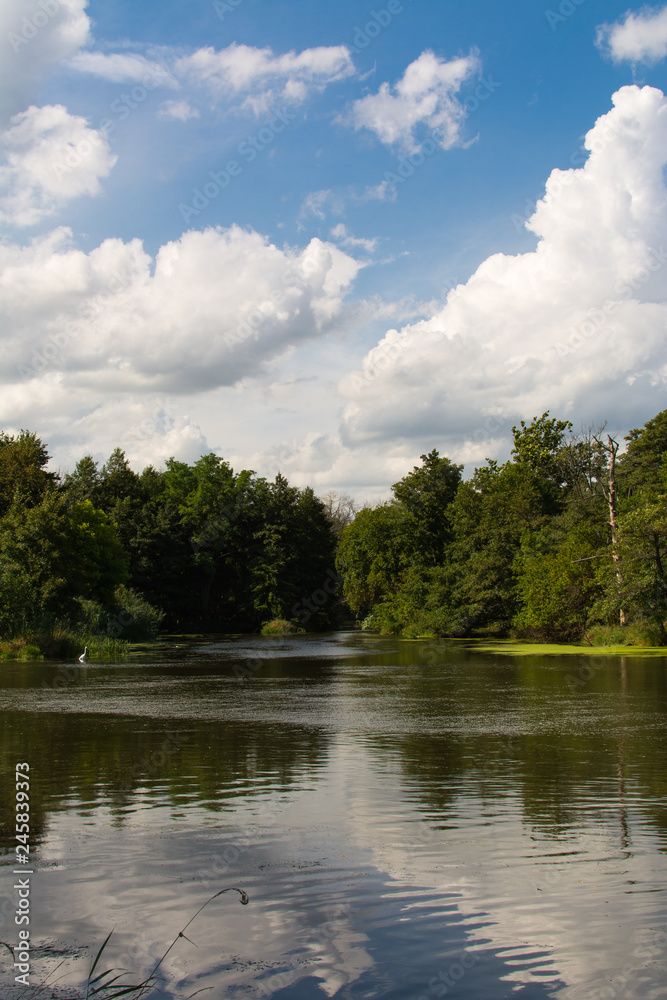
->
[1,632,666,999]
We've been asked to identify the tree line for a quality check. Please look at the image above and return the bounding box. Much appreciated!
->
[0,437,342,645]
[1,405,666,650]
[336,409,667,645]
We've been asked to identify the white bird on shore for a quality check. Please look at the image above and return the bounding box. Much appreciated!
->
[78,646,88,663]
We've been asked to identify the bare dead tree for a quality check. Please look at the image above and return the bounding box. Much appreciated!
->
[594,432,627,626]
[320,490,360,538]
[558,422,608,506]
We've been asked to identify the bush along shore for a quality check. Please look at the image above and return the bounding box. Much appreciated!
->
[0,584,163,660]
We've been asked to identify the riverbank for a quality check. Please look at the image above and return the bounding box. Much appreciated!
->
[4,625,666,662]
[0,632,130,661]
[362,620,665,651]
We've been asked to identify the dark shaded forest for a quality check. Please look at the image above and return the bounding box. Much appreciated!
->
[0,439,342,649]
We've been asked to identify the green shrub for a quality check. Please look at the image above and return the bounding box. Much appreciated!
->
[74,585,164,641]
[19,644,43,660]
[0,639,45,660]
[260,618,305,635]
[586,622,665,647]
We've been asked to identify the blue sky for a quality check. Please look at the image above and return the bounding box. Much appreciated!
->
[2,0,667,498]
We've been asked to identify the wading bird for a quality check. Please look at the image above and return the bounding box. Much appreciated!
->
[78,646,88,663]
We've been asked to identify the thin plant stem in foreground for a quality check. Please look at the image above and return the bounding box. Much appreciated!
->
[6,887,249,1000]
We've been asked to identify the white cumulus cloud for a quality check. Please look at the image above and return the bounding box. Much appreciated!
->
[0,224,361,391]
[336,85,667,469]
[0,104,116,227]
[343,49,481,153]
[0,0,91,125]
[597,5,667,63]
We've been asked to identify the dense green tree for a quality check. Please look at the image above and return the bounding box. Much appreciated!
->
[612,416,667,637]
[337,451,463,624]
[69,500,131,603]
[349,416,597,638]
[93,449,145,552]
[445,456,560,634]
[99,448,143,505]
[163,454,240,620]
[434,415,581,636]
[1,435,340,637]
[366,562,463,637]
[513,522,604,641]
[512,426,611,641]
[616,498,667,640]
[122,466,190,625]
[511,412,573,481]
[61,455,102,505]
[0,491,128,634]
[336,504,409,618]
[0,430,58,516]
[249,476,337,626]
[161,454,265,625]
[0,491,80,627]
[391,450,463,565]
[288,485,341,627]
[619,409,667,496]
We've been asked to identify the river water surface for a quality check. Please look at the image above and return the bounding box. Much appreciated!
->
[1,632,666,1000]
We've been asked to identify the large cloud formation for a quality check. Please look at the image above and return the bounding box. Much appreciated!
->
[1,224,360,391]
[338,86,667,467]
[0,224,360,469]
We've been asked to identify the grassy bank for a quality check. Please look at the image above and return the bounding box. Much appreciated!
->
[373,619,666,650]
[0,630,130,661]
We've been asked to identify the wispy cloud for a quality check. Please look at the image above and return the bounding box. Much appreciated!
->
[68,50,178,86]
[64,40,356,119]
[158,99,200,122]
[330,223,378,253]
[300,188,346,220]
[176,42,355,113]
[360,179,397,202]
